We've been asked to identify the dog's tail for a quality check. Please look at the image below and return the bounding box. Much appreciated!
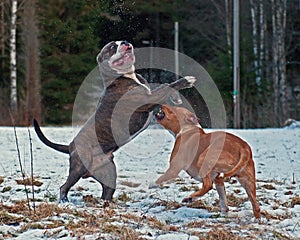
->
[221,148,251,178]
[33,119,70,154]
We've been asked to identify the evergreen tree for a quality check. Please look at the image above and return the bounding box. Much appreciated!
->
[38,0,106,124]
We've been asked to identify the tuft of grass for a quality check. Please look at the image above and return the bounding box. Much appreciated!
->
[272,230,291,240]
[214,193,247,208]
[0,176,4,185]
[206,228,241,240]
[291,196,300,207]
[117,192,132,203]
[44,192,57,202]
[261,210,292,220]
[146,216,166,230]
[16,177,43,187]
[261,184,276,190]
[186,199,218,212]
[120,180,141,188]
[179,185,190,192]
[83,195,99,207]
[152,199,181,210]
[0,210,23,225]
[1,186,11,193]
[227,193,248,207]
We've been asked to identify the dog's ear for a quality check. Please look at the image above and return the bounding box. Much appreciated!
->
[187,113,199,124]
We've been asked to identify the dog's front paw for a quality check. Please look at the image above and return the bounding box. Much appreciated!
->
[183,76,196,87]
[149,182,159,189]
[59,196,69,203]
[170,76,196,90]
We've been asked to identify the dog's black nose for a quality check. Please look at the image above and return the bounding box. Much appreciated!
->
[154,106,165,121]
[121,40,130,46]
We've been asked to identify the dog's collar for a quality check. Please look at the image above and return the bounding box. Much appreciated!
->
[177,124,202,136]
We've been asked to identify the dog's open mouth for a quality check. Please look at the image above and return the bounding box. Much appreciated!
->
[154,107,165,121]
[111,47,134,67]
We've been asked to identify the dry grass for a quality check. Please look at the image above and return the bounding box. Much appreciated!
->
[1,176,299,239]
[291,196,300,207]
[261,184,276,190]
[1,186,11,193]
[204,227,243,240]
[120,180,141,188]
[227,193,248,207]
[82,194,99,207]
[183,220,208,228]
[151,199,182,210]
[261,210,292,221]
[186,199,219,212]
[213,193,248,209]
[189,225,245,240]
[15,177,43,187]
[0,176,4,185]
[0,200,144,238]
[0,210,24,226]
[117,191,132,203]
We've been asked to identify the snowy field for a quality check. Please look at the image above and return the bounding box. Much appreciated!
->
[0,125,299,239]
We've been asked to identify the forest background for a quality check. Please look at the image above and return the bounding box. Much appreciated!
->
[0,0,299,128]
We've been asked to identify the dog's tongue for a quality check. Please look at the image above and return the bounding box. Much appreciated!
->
[112,52,133,67]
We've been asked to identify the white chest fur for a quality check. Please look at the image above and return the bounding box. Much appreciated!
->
[124,72,151,93]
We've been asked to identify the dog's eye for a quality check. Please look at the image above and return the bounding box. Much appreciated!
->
[110,44,117,50]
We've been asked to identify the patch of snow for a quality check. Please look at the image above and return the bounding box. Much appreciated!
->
[0,127,300,239]
[156,233,199,240]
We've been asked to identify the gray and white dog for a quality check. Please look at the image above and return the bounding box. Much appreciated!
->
[34,40,196,202]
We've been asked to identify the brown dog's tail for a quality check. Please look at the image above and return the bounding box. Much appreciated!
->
[221,148,251,178]
[33,119,70,154]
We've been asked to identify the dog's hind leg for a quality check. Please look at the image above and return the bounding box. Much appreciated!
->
[214,176,229,214]
[182,176,213,202]
[100,182,116,201]
[90,153,117,201]
[60,153,87,202]
[236,161,261,218]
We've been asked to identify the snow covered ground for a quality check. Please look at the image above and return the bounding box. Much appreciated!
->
[0,125,299,239]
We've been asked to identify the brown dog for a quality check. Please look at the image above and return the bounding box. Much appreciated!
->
[151,105,261,218]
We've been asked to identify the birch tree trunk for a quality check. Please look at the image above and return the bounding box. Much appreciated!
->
[10,0,17,117]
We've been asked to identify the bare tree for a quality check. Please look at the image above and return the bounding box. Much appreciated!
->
[249,0,260,88]
[249,0,266,92]
[22,0,41,125]
[0,1,5,70]
[259,0,264,81]
[271,0,287,124]
[225,0,232,55]
[278,0,287,121]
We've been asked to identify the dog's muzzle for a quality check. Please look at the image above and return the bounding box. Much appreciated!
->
[154,106,165,121]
